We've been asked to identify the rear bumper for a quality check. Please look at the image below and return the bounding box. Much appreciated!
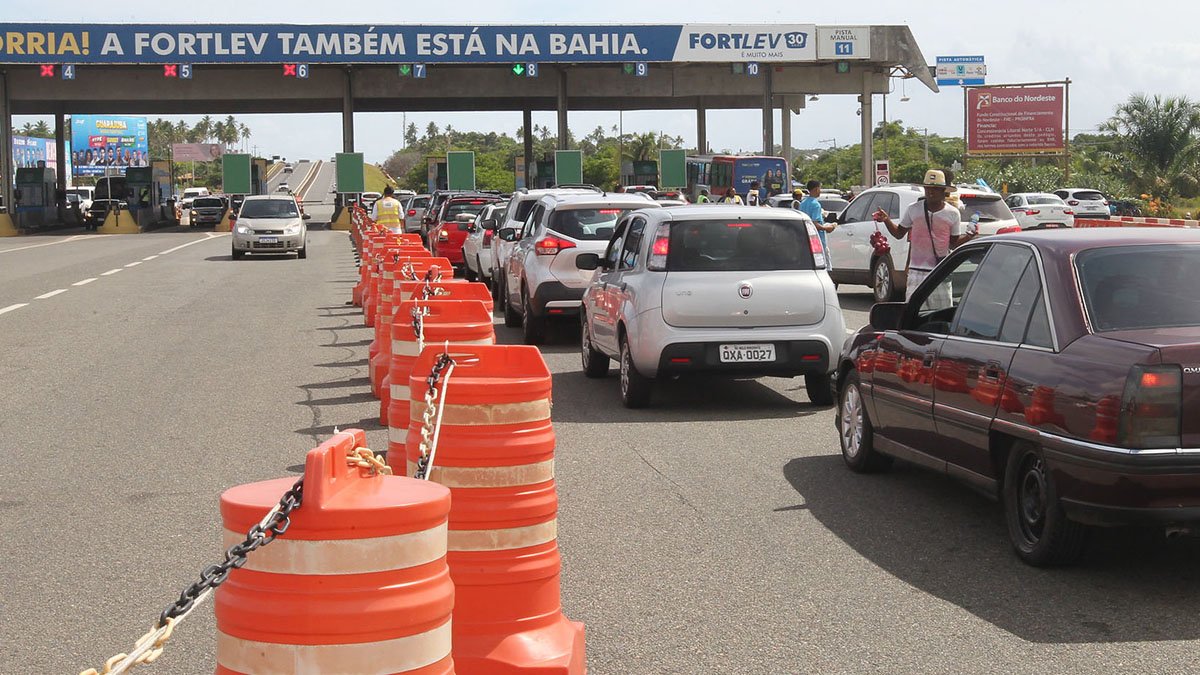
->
[530,281,584,316]
[656,340,830,377]
[1043,436,1200,526]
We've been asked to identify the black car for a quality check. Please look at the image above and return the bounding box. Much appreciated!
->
[84,199,125,231]
[189,196,228,228]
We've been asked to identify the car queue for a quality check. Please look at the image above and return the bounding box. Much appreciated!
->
[411,171,1199,568]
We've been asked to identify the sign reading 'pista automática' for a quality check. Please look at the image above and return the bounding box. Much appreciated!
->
[0,24,828,64]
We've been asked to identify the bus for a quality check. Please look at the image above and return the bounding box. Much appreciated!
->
[686,155,789,203]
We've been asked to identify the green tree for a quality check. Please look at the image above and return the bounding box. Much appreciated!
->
[1101,93,1200,198]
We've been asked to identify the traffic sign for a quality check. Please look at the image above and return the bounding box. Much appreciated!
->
[163,64,177,78]
[283,63,297,77]
[413,64,427,79]
[62,65,75,80]
[512,64,525,76]
[622,63,634,75]
[180,64,193,79]
[936,56,986,87]
[297,64,309,79]
[526,63,538,78]
[39,64,55,78]
[399,64,412,77]
[874,160,890,186]
[746,62,760,76]
[624,62,647,77]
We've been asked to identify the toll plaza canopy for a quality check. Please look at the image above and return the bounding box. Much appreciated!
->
[0,23,937,207]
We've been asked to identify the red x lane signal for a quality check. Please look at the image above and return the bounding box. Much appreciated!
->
[39,64,55,78]
[163,64,178,78]
[282,64,297,77]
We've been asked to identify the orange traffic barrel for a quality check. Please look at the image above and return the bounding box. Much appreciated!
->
[399,280,493,312]
[386,300,495,458]
[355,233,393,309]
[370,257,455,400]
[403,345,586,675]
[216,429,455,675]
[366,244,430,327]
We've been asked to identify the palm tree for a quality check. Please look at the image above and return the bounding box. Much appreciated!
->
[196,115,214,142]
[239,123,251,153]
[624,132,658,162]
[1101,94,1200,198]
[19,122,35,136]
[32,120,52,138]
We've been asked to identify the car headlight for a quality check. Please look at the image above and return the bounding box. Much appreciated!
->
[236,225,253,235]
[285,224,302,235]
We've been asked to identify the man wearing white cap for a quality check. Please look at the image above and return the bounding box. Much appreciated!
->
[873,169,975,307]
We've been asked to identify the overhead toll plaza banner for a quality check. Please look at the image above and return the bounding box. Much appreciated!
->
[0,24,820,64]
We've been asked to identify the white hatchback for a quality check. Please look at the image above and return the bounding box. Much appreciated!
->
[1005,193,1075,229]
[462,202,508,283]
[1054,188,1109,219]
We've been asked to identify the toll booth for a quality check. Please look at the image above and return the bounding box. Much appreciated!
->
[126,167,169,229]
[425,157,448,193]
[14,167,56,229]
[252,158,269,195]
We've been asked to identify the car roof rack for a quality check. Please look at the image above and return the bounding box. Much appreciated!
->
[551,183,604,192]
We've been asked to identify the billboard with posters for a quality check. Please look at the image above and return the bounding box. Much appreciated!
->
[12,135,57,172]
[70,114,149,176]
[966,85,1066,156]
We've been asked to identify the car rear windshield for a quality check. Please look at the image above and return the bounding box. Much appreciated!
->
[1078,244,1200,331]
[240,199,298,218]
[667,219,814,271]
[1026,195,1064,205]
[960,196,1013,222]
[445,200,494,220]
[193,197,224,208]
[410,197,430,209]
[1072,191,1106,201]
[549,208,634,241]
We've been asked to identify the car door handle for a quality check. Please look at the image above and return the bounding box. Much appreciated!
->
[922,352,936,368]
[984,360,1004,379]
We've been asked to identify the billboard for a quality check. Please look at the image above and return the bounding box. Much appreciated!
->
[967,85,1066,156]
[0,24,818,64]
[70,115,149,176]
[12,135,56,172]
[172,143,224,162]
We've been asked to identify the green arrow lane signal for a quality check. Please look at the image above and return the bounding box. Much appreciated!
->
[399,64,412,76]
[623,63,634,75]
[512,64,525,76]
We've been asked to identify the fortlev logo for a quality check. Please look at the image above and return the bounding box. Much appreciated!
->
[783,32,808,49]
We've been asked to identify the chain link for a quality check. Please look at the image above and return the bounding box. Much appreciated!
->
[410,304,429,352]
[400,262,418,281]
[413,351,456,480]
[79,442,391,675]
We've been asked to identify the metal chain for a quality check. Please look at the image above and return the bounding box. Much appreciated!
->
[411,304,429,352]
[79,443,390,675]
[420,284,450,300]
[400,262,418,281]
[413,351,456,480]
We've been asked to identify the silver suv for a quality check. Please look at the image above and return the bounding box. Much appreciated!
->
[578,205,845,408]
[500,192,660,344]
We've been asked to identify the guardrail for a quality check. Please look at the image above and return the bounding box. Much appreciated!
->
[1075,217,1200,229]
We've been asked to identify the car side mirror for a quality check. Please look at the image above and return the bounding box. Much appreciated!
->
[575,253,601,271]
[482,218,497,230]
[869,302,905,331]
[498,228,517,242]
[302,213,312,220]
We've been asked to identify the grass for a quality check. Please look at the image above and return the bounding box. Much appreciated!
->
[364,164,396,193]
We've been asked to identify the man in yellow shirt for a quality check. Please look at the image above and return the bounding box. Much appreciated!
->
[372,186,404,233]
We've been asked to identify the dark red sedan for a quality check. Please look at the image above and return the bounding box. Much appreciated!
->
[834,228,1200,566]
[428,194,502,267]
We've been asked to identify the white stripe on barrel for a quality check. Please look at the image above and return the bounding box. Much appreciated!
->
[220,522,448,575]
[392,337,493,357]
[409,398,551,426]
[447,520,558,551]
[217,620,451,674]
[405,459,554,488]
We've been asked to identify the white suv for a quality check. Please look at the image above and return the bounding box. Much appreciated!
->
[491,186,610,316]
[578,205,845,408]
[500,192,661,344]
[1053,188,1110,220]
[827,184,1017,302]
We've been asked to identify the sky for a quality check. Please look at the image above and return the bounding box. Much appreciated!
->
[4,2,1199,165]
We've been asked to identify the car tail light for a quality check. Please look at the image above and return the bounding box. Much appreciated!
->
[806,221,827,268]
[469,200,486,205]
[1063,209,1074,215]
[483,230,493,245]
[726,222,753,228]
[647,223,671,270]
[407,209,416,216]
[535,236,576,256]
[1103,200,1110,206]
[1118,365,1182,448]
[1068,200,1080,206]
[1025,209,1041,216]
[598,209,622,215]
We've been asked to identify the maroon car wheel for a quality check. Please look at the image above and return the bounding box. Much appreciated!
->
[1003,443,1088,566]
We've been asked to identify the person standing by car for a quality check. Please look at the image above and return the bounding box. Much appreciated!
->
[696,188,711,203]
[746,180,762,206]
[372,186,404,233]
[796,180,835,254]
[873,169,973,305]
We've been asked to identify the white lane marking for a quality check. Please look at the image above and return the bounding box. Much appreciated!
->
[158,232,226,255]
[0,234,88,255]
[124,261,142,267]
[0,303,28,315]
[101,268,122,276]
[35,289,68,299]
[142,255,158,261]
[73,278,97,286]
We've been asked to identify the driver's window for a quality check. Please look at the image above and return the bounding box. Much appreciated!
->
[605,221,629,269]
[840,193,875,224]
[522,206,542,238]
[905,246,989,334]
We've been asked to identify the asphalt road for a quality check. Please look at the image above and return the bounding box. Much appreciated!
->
[1,231,1197,674]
